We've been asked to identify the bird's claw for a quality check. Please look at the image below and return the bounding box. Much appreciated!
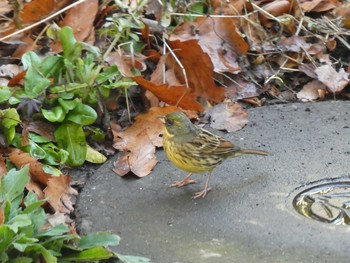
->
[171,179,196,188]
[193,187,212,199]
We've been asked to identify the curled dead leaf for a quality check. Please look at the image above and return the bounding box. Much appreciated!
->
[112,106,179,177]
[297,80,327,102]
[315,65,349,94]
[208,101,248,132]
[44,175,78,214]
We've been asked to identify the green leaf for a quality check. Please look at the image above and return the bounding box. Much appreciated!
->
[41,143,69,166]
[8,96,21,105]
[7,214,32,233]
[22,52,51,96]
[0,165,30,204]
[60,26,77,60]
[25,244,57,263]
[0,87,11,104]
[28,132,51,143]
[35,224,69,238]
[22,51,41,70]
[78,232,120,250]
[95,65,120,84]
[54,122,87,166]
[40,56,64,77]
[8,256,33,263]
[42,106,66,122]
[66,103,97,125]
[60,246,116,261]
[58,98,80,113]
[1,108,20,143]
[42,164,62,176]
[50,83,88,94]
[1,108,20,128]
[0,225,15,260]
[28,140,46,159]
[23,192,46,211]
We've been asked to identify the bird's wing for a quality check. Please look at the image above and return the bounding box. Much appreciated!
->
[189,128,240,155]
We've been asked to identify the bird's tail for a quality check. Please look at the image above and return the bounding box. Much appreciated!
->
[238,149,269,156]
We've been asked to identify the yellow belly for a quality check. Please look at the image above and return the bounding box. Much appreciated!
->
[163,139,214,173]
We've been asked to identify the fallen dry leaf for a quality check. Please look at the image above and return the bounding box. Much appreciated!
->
[0,152,6,176]
[113,106,179,177]
[170,17,248,73]
[26,178,45,200]
[44,175,77,214]
[8,148,52,184]
[208,101,248,132]
[315,65,349,94]
[299,63,318,79]
[51,0,98,52]
[26,120,56,141]
[21,0,62,23]
[105,51,146,77]
[300,0,339,12]
[114,130,157,177]
[297,80,327,102]
[259,0,291,27]
[7,148,77,213]
[133,76,205,112]
[0,1,12,16]
[279,36,324,55]
[167,39,225,103]
[225,79,262,101]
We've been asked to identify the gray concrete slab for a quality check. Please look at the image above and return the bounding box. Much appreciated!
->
[76,101,350,262]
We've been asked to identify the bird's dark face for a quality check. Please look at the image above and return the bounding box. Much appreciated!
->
[164,111,196,137]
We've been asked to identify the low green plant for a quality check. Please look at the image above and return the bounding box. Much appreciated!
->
[0,25,139,167]
[0,165,151,262]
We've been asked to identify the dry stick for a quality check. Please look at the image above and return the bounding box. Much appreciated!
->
[118,41,135,123]
[323,16,350,51]
[0,0,88,42]
[249,2,281,23]
[162,37,190,108]
[31,24,50,49]
[170,13,247,18]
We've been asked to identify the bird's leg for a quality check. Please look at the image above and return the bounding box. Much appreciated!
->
[171,173,196,188]
[193,171,213,199]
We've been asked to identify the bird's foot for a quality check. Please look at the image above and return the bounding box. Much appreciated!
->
[193,187,212,199]
[171,179,196,188]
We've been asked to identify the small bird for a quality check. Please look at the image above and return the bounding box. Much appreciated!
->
[162,111,268,199]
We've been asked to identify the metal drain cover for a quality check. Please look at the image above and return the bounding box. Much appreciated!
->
[292,178,350,225]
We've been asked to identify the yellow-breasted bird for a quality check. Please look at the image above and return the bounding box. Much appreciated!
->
[162,111,268,199]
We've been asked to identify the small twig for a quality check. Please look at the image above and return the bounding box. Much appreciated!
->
[118,41,135,123]
[250,2,281,23]
[162,37,191,107]
[265,58,288,85]
[0,0,88,42]
[31,23,50,49]
[170,13,245,18]
[118,41,135,67]
[162,37,190,89]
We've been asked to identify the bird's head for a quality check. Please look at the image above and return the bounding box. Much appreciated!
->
[163,111,198,140]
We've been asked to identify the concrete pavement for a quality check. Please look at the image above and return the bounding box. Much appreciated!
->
[76,101,350,262]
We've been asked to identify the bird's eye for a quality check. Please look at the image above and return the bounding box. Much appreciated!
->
[165,118,174,126]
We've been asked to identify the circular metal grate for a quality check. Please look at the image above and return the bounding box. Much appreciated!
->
[292,178,350,225]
